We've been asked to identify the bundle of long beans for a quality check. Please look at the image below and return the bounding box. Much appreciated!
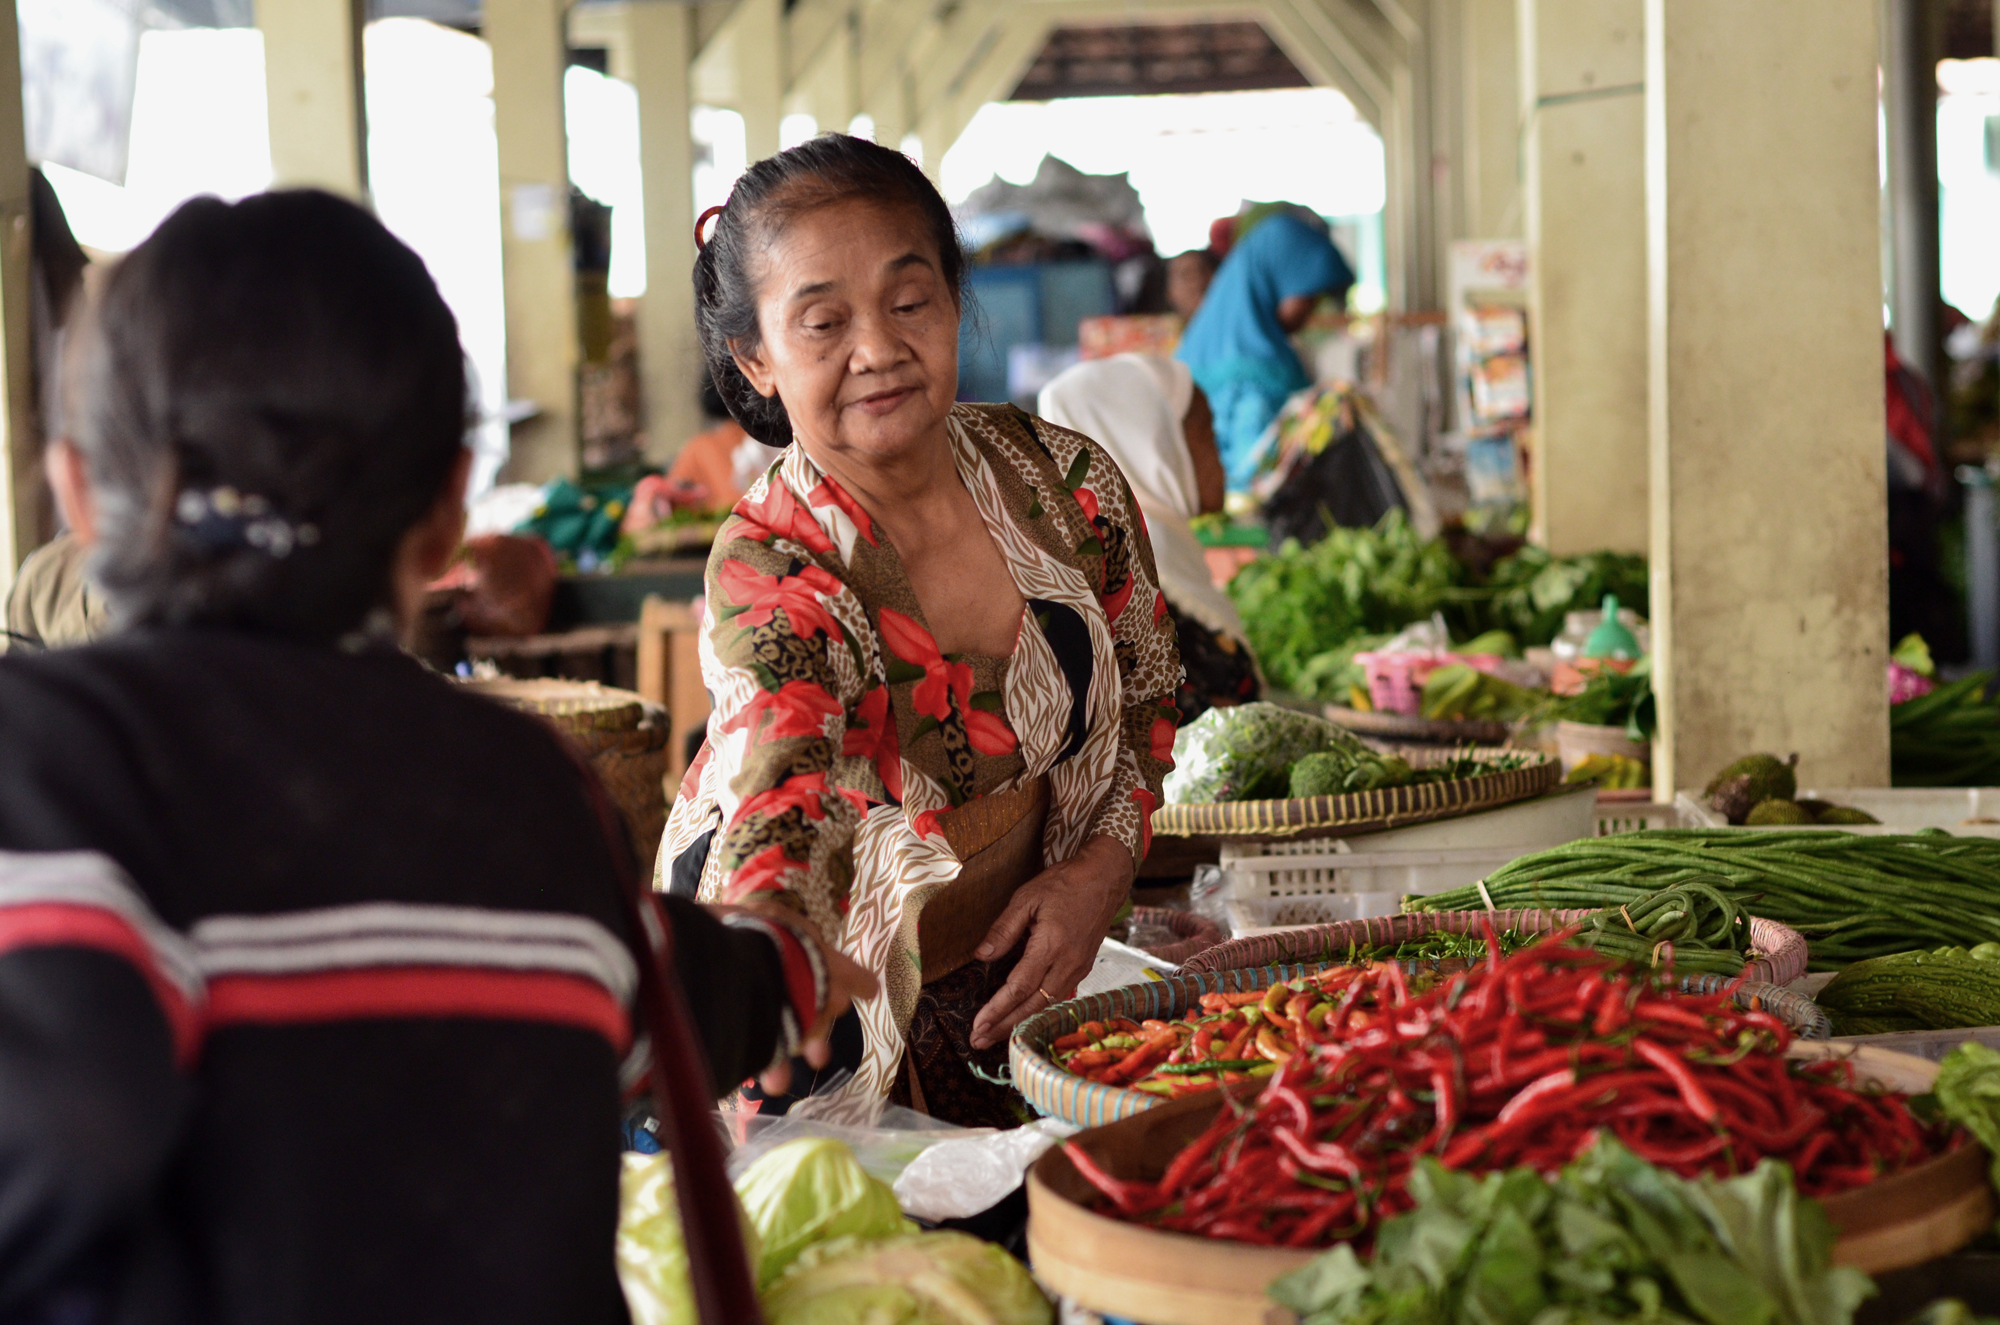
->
[1412,829,2000,970]
[1569,879,1749,975]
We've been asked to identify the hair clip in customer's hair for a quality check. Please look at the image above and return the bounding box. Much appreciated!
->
[175,486,321,559]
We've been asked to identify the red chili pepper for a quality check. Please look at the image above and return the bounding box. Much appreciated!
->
[1102,1033,1177,1085]
[1495,1067,1575,1125]
[1631,1000,1714,1032]
[1061,1140,1169,1215]
[1633,1039,1719,1123]
[1050,1021,1105,1053]
[1589,984,1623,1038]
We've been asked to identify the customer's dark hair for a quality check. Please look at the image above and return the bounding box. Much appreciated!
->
[67,190,469,642]
[693,133,965,447]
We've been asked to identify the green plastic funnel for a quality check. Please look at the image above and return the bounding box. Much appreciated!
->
[1583,594,1641,660]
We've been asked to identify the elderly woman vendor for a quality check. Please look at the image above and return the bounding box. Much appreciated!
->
[660,135,1181,1127]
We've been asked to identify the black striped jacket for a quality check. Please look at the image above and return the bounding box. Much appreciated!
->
[0,630,808,1325]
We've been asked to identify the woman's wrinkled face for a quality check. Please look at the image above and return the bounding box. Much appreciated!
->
[730,197,960,465]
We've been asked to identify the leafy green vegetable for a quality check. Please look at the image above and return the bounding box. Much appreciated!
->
[1227,512,1466,693]
[1268,1135,1873,1325]
[733,1138,913,1290]
[1226,513,1648,701]
[616,1152,762,1325]
[1931,1042,2000,1213]
[761,1232,1052,1325]
[1538,658,1657,742]
[1408,750,1539,784]
[1164,702,1365,804]
[1480,546,1650,648]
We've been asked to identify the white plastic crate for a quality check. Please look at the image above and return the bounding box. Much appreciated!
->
[1221,844,1526,931]
[1219,786,1598,933]
[1675,787,2000,836]
[1594,797,1690,836]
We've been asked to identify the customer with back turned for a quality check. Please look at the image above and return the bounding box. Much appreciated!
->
[0,190,871,1325]
[1174,210,1354,489]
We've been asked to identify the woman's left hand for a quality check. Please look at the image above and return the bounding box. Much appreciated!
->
[967,835,1134,1050]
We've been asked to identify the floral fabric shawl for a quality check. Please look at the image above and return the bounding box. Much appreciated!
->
[660,403,1181,1115]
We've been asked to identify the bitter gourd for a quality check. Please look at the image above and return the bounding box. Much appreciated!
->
[1819,943,2000,1032]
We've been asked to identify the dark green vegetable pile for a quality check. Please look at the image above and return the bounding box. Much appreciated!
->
[1226,512,1648,698]
[1537,659,1658,742]
[1891,673,2000,787]
[1413,830,2000,971]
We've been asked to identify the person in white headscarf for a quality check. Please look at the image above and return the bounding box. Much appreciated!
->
[1039,353,1262,724]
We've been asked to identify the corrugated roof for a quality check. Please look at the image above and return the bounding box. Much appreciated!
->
[1011,21,1309,101]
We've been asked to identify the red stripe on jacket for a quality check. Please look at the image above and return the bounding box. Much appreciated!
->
[0,902,202,1065]
[204,966,633,1052]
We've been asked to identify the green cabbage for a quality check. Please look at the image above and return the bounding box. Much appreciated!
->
[734,1138,914,1290]
[615,1152,762,1325]
[762,1232,1053,1325]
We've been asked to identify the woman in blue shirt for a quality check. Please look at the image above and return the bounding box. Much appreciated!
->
[1175,211,1354,488]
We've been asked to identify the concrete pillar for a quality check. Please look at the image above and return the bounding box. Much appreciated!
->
[0,0,31,587]
[1645,0,1889,792]
[735,0,784,162]
[255,0,368,199]
[1461,0,1520,238]
[1882,0,1941,396]
[628,2,704,464]
[487,0,579,482]
[1519,0,1647,556]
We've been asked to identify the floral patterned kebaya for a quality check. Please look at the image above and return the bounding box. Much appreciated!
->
[661,403,1181,1115]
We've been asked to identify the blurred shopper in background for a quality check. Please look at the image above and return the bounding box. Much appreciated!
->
[1176,210,1354,489]
[1040,353,1261,724]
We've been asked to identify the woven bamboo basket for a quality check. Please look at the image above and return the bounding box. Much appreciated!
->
[1179,908,1812,989]
[457,677,669,874]
[1152,750,1560,843]
[1325,704,1514,747]
[1124,905,1226,966]
[1024,1043,1979,1325]
[1009,953,1824,1131]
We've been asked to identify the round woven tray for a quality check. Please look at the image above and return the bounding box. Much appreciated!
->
[458,677,647,744]
[1325,704,1515,746]
[1151,750,1560,843]
[1009,957,1825,1130]
[457,677,669,874]
[1179,908,1812,989]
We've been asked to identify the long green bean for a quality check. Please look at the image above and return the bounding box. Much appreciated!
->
[1411,829,2000,969]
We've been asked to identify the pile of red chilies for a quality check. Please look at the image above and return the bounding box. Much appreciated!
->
[1064,933,1952,1248]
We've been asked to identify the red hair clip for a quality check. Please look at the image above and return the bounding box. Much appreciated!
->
[695,205,725,250]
